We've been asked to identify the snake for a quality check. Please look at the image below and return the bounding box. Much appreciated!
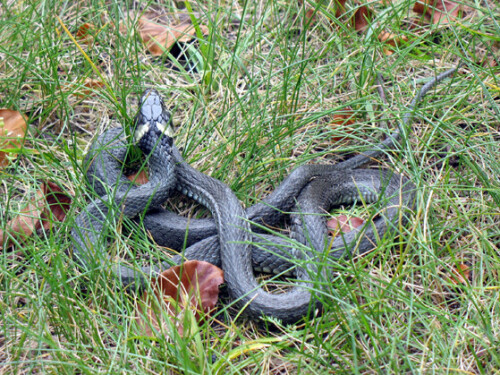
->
[72,67,457,323]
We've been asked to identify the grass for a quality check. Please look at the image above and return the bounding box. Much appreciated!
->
[1,0,499,373]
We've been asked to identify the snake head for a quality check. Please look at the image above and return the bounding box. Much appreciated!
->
[134,89,173,144]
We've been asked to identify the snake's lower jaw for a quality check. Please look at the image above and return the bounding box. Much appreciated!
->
[134,122,150,143]
[155,121,174,138]
[135,118,174,141]
[134,121,173,144]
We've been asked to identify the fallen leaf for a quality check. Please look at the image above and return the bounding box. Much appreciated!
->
[329,107,355,142]
[448,264,471,285]
[413,0,463,24]
[481,57,498,68]
[76,23,98,44]
[81,78,104,93]
[136,260,224,337]
[0,109,27,168]
[327,214,364,237]
[332,108,355,124]
[353,5,373,33]
[137,17,209,56]
[60,78,105,98]
[378,31,409,45]
[0,182,72,250]
[333,0,348,18]
[378,31,409,55]
[304,9,317,23]
[41,181,72,224]
[127,170,149,185]
[0,190,44,249]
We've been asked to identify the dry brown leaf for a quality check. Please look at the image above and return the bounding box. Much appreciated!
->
[333,0,348,18]
[353,5,373,33]
[327,214,364,237]
[0,189,44,249]
[81,78,104,93]
[136,260,224,337]
[329,107,355,142]
[41,181,72,224]
[413,0,462,24]
[481,57,498,68]
[448,264,471,285]
[127,170,149,185]
[378,31,409,46]
[60,77,105,98]
[76,23,98,44]
[378,31,409,55]
[0,182,72,250]
[331,108,355,124]
[0,109,27,168]
[304,9,317,23]
[137,17,209,56]
[67,78,105,98]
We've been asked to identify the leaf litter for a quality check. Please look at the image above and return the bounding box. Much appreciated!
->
[135,260,224,337]
[1,181,72,250]
[0,109,27,167]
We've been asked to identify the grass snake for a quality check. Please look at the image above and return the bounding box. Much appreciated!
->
[71,67,457,323]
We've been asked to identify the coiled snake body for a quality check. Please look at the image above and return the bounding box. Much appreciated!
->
[72,68,456,323]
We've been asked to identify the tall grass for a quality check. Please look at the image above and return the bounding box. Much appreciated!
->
[1,0,499,373]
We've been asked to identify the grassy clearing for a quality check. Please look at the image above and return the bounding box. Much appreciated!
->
[1,0,499,373]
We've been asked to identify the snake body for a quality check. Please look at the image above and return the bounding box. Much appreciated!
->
[72,68,456,323]
[72,92,176,284]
